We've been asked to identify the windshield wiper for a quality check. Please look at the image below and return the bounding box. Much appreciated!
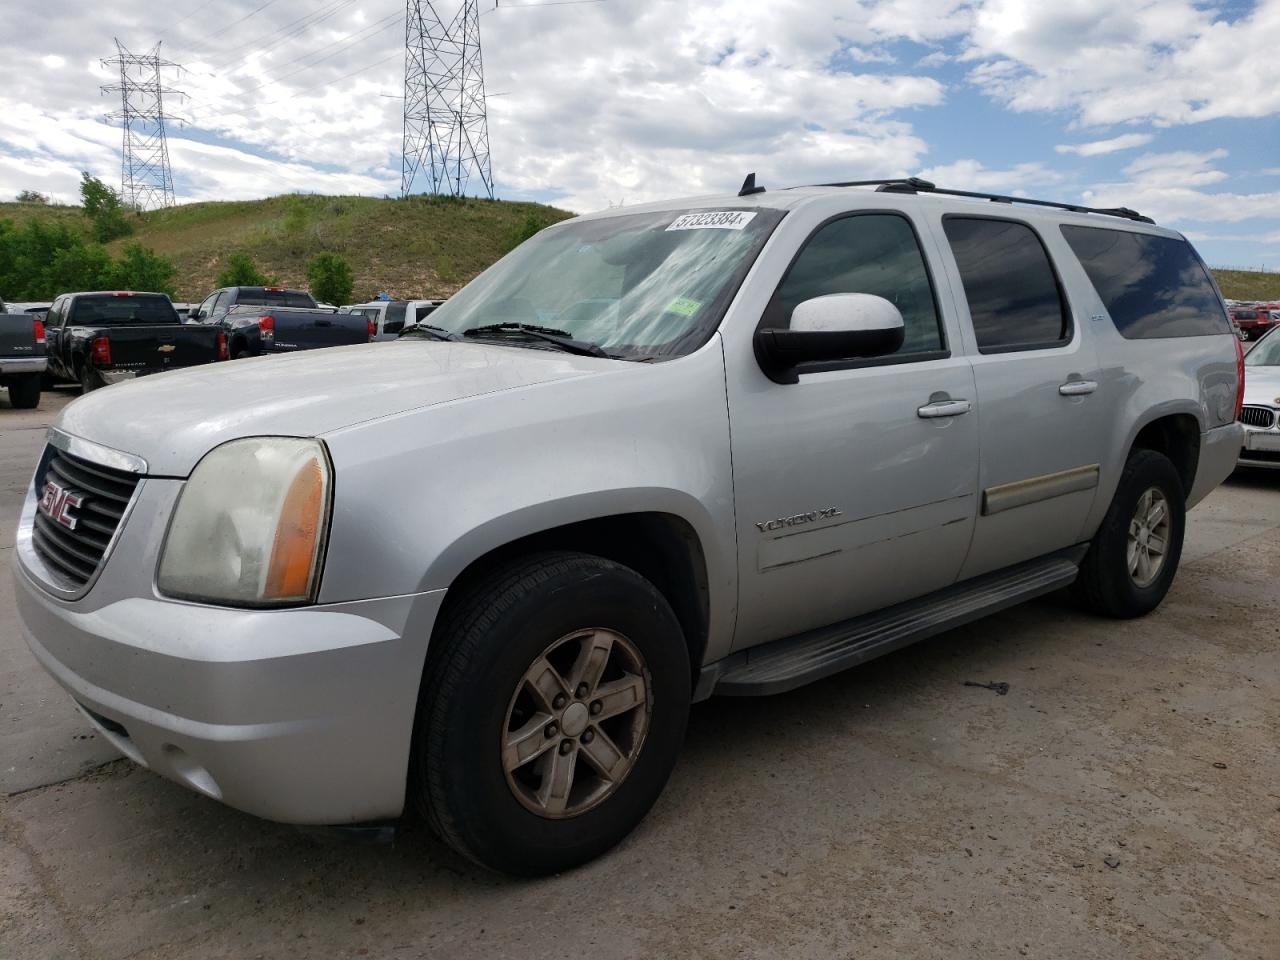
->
[398,323,458,341]
[461,323,611,358]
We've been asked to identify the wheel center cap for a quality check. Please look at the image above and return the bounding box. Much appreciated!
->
[561,701,590,737]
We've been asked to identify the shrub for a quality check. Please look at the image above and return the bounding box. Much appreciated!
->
[79,172,133,242]
[508,212,547,251]
[16,189,48,204]
[306,252,354,305]
[109,244,177,296]
[215,252,271,288]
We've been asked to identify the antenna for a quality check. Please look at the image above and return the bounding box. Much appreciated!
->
[401,0,494,199]
[101,40,184,210]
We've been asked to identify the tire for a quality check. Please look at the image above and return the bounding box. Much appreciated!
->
[1074,449,1185,618]
[7,374,40,409]
[79,367,102,394]
[412,551,691,875]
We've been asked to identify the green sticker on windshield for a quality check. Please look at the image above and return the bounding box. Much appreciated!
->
[666,297,702,317]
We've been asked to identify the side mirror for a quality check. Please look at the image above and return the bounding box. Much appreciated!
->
[754,293,905,384]
[189,308,203,321]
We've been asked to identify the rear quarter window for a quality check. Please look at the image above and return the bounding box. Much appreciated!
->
[1060,225,1230,339]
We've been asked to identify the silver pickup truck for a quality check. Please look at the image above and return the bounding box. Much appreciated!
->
[13,178,1244,875]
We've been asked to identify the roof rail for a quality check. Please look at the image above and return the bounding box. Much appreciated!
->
[794,176,1154,224]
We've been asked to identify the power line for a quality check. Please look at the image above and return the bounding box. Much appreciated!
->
[172,0,218,29]
[204,0,285,43]
[209,0,361,73]
[227,11,402,97]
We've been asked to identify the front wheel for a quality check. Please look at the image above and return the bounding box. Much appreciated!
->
[412,552,690,875]
[1074,449,1185,618]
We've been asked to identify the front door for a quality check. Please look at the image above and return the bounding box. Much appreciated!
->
[727,211,980,651]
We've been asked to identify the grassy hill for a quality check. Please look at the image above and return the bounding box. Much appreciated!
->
[0,194,573,302]
[2,194,1278,303]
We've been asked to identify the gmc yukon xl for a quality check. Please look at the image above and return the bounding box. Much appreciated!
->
[13,178,1244,876]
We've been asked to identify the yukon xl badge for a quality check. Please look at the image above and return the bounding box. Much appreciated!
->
[38,479,83,531]
[756,507,842,533]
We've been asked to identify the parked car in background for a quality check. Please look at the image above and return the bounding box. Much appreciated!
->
[13,181,1245,876]
[43,292,228,393]
[1228,303,1277,340]
[9,302,52,319]
[0,296,46,409]
[1238,326,1280,469]
[188,286,372,357]
[341,299,446,340]
[172,302,196,321]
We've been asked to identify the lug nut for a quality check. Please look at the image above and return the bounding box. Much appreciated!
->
[589,700,603,716]
[544,722,558,738]
[552,693,567,710]
[575,683,589,699]
[559,739,574,755]
[581,729,595,744]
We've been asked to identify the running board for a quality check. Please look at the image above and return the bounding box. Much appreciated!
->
[705,550,1084,698]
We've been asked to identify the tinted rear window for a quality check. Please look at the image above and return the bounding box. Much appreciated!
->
[234,289,316,308]
[70,295,177,325]
[1232,308,1259,320]
[942,217,1069,352]
[1060,226,1229,338]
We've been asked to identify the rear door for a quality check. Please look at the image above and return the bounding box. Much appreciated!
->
[728,209,980,650]
[931,215,1107,579]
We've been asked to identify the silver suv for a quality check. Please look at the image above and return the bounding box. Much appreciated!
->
[13,178,1245,875]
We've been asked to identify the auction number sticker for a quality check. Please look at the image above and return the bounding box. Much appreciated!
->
[667,211,757,231]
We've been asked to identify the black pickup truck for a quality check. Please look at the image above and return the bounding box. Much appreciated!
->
[0,296,47,409]
[44,292,227,393]
[187,286,372,357]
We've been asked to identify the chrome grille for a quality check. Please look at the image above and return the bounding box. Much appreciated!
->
[1239,405,1276,429]
[31,448,141,589]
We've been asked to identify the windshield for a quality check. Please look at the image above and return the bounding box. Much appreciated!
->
[70,295,177,325]
[422,207,784,360]
[1246,330,1280,366]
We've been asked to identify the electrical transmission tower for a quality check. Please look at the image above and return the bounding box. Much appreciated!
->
[101,40,182,210]
[401,0,494,199]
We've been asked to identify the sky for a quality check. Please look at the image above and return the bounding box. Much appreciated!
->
[2,0,1279,268]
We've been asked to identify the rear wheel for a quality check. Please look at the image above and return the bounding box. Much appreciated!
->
[7,375,40,409]
[412,551,690,875]
[1074,449,1185,618]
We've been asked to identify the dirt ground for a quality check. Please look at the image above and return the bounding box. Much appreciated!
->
[2,389,1278,960]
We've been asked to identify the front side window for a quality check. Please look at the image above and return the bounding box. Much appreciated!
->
[1246,330,1280,367]
[1061,225,1230,339]
[943,217,1069,352]
[422,208,785,360]
[771,213,943,358]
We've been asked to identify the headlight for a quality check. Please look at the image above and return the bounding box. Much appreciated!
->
[157,437,332,607]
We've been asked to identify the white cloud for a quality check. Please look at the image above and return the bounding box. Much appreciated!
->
[1055,133,1153,157]
[916,158,1065,192]
[961,0,1280,127]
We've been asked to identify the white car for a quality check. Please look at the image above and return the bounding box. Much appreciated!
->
[341,299,446,340]
[1239,327,1280,468]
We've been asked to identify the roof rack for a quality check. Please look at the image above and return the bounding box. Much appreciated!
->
[796,176,1154,224]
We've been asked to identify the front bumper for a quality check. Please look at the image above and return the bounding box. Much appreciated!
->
[0,356,47,376]
[14,475,446,824]
[1238,407,1280,469]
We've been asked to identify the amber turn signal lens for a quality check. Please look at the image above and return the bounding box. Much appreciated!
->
[264,453,327,601]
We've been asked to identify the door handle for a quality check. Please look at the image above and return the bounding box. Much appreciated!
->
[1059,380,1098,397]
[917,399,972,419]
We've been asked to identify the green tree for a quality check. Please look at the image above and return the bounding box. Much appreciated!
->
[215,252,270,288]
[46,243,114,296]
[79,172,132,242]
[109,244,177,296]
[306,252,354,305]
[16,189,48,204]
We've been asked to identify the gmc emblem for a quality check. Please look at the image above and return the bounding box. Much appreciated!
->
[38,480,83,531]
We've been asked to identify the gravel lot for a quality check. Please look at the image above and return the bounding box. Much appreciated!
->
[2,388,1278,960]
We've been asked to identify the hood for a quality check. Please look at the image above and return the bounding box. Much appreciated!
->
[1243,362,1280,408]
[55,341,613,475]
